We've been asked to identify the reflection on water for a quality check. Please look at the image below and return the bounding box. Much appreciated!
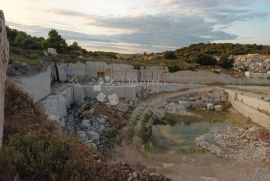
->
[149,110,254,154]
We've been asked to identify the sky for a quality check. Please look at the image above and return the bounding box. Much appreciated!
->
[1,0,270,53]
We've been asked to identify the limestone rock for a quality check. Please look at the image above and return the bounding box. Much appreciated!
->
[80,119,91,129]
[214,105,222,112]
[74,83,85,104]
[87,131,100,142]
[78,131,88,142]
[0,10,9,147]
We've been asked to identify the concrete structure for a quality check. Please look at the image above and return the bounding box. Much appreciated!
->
[0,10,9,147]
[15,66,52,102]
[226,89,270,129]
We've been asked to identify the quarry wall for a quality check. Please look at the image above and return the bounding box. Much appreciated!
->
[0,10,9,147]
[226,89,270,129]
[54,62,270,85]
[11,60,270,125]
[15,66,52,103]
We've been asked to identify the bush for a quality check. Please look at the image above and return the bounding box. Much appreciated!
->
[218,54,234,69]
[2,81,143,181]
[168,65,180,72]
[164,51,177,59]
[194,53,217,66]
[6,134,70,180]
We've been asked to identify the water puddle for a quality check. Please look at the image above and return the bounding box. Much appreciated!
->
[149,110,253,154]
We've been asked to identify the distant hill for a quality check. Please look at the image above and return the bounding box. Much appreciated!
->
[6,26,270,70]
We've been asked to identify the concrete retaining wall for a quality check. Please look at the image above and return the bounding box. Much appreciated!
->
[226,89,270,129]
[15,66,52,102]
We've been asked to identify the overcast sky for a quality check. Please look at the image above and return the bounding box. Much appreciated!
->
[1,0,270,53]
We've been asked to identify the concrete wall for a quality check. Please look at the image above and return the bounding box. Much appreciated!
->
[15,66,52,102]
[226,89,270,129]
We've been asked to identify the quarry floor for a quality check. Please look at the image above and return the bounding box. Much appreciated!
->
[109,87,270,181]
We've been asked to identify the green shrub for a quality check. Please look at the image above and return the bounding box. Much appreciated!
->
[6,133,70,180]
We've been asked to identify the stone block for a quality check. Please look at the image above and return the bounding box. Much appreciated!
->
[215,105,222,111]
[74,84,85,104]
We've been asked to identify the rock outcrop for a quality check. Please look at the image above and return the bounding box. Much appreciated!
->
[0,10,9,147]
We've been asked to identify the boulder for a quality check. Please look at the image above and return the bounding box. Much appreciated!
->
[0,10,9,147]
[80,119,91,129]
[81,108,94,117]
[78,131,88,142]
[214,105,222,112]
[96,92,106,102]
[206,103,214,110]
[87,131,100,142]
[108,93,119,105]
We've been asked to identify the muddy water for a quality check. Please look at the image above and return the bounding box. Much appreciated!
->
[113,110,270,181]
[149,110,254,154]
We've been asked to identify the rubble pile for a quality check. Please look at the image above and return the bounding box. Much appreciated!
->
[152,102,187,120]
[77,104,112,151]
[232,54,270,73]
[107,162,171,181]
[195,126,270,161]
[151,89,228,120]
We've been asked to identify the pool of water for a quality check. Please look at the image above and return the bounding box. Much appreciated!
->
[149,110,254,153]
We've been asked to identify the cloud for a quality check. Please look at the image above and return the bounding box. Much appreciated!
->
[10,0,270,53]
[45,8,238,49]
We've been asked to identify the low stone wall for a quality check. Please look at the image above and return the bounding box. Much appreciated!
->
[226,89,270,129]
[15,66,52,102]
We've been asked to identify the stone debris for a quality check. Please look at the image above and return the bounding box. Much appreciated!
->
[108,93,119,105]
[195,126,270,161]
[96,92,106,102]
[206,103,214,110]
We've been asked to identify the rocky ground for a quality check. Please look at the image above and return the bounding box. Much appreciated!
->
[72,101,131,151]
[195,125,270,162]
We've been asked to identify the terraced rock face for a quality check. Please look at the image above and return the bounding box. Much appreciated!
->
[0,10,9,147]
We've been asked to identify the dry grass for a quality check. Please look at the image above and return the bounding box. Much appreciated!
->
[0,81,170,181]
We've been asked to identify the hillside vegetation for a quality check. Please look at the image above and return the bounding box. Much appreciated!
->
[6,27,118,66]
[6,26,270,71]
